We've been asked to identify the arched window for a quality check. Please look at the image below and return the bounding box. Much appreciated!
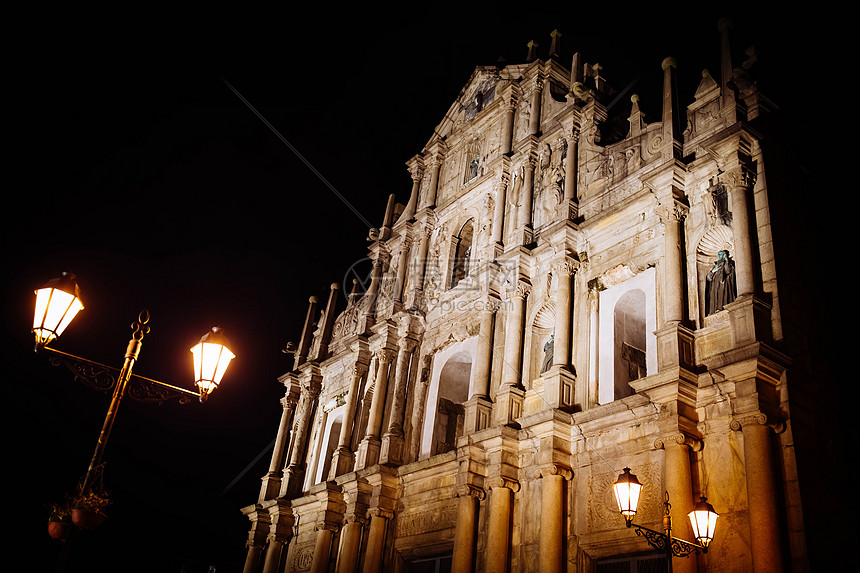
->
[420,338,477,459]
[613,289,646,400]
[451,219,474,288]
[597,267,657,405]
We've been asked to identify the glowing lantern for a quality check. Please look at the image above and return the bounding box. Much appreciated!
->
[613,467,643,526]
[688,495,719,550]
[33,272,84,348]
[190,326,235,402]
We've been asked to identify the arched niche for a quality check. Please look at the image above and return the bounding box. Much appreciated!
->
[529,299,556,384]
[696,225,735,324]
[419,337,477,459]
[450,219,475,288]
[613,289,646,399]
[597,267,657,404]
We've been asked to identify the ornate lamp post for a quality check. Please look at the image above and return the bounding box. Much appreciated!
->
[613,467,719,572]
[33,272,236,511]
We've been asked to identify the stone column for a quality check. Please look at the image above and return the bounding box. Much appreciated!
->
[401,158,423,221]
[259,391,300,501]
[517,156,536,231]
[733,415,783,573]
[491,175,509,246]
[528,75,542,136]
[501,97,516,155]
[485,478,519,573]
[496,282,529,426]
[662,202,688,325]
[420,153,442,209]
[538,465,572,573]
[380,336,417,465]
[728,173,756,297]
[362,508,393,573]
[310,526,335,573]
[329,363,368,478]
[336,516,364,573]
[356,350,395,469]
[587,288,599,407]
[414,223,432,293]
[282,380,321,498]
[364,258,384,317]
[656,434,698,573]
[393,235,412,304]
[562,131,578,206]
[552,258,576,369]
[473,301,499,399]
[242,543,264,573]
[261,537,286,573]
[294,296,319,369]
[452,485,484,573]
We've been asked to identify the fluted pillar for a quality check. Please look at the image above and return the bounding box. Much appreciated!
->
[452,485,484,573]
[380,337,417,465]
[414,223,432,293]
[329,363,368,478]
[259,391,299,501]
[356,350,395,469]
[485,478,519,573]
[733,416,783,573]
[657,434,699,573]
[538,465,572,573]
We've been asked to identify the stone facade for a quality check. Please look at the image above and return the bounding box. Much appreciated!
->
[240,20,806,573]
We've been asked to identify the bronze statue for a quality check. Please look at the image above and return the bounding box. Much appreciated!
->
[705,250,737,315]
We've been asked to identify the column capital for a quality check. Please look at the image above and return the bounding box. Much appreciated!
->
[456,484,487,500]
[551,256,579,276]
[535,463,573,480]
[504,280,531,300]
[367,507,395,520]
[486,476,521,492]
[658,200,689,223]
[373,348,397,364]
[654,432,703,452]
[730,412,785,434]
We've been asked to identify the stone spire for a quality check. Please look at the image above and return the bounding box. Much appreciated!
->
[661,57,682,160]
[549,29,562,59]
[526,40,539,61]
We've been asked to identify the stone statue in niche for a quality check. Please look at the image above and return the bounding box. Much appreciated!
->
[705,250,737,315]
[541,333,554,374]
[469,155,480,180]
[709,181,732,226]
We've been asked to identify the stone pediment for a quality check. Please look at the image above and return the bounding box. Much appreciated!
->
[430,66,502,143]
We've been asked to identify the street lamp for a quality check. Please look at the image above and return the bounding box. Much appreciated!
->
[613,467,719,571]
[33,272,236,501]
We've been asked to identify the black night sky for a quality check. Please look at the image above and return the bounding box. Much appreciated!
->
[3,7,840,573]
